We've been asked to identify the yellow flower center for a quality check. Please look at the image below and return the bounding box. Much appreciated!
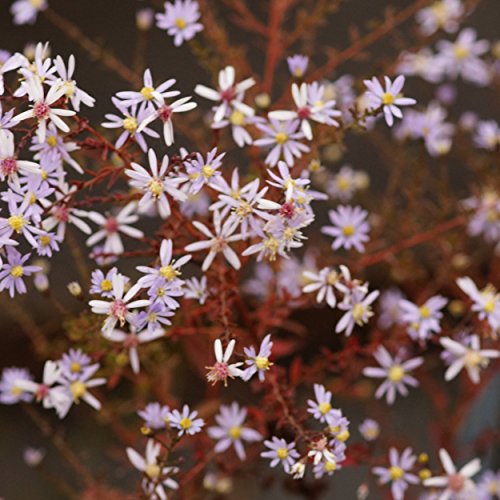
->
[101,279,113,292]
[276,447,289,459]
[11,385,22,396]
[464,350,483,368]
[46,135,57,147]
[179,417,192,430]
[160,265,179,281]
[29,0,44,8]
[147,178,164,198]
[202,165,215,178]
[236,201,252,217]
[40,235,51,246]
[388,365,405,382]
[342,225,355,236]
[70,381,86,400]
[336,177,351,191]
[62,81,75,97]
[319,402,332,415]
[40,169,48,180]
[419,306,431,318]
[8,215,26,233]
[230,110,245,126]
[389,466,404,481]
[229,426,242,439]
[123,116,138,132]
[70,361,81,373]
[337,430,350,442]
[352,303,367,324]
[275,132,288,144]
[325,460,337,472]
[140,86,155,100]
[454,44,469,60]
[175,18,187,29]
[255,356,271,370]
[327,271,338,285]
[484,299,495,313]
[419,469,432,480]
[145,463,161,479]
[10,266,24,278]
[382,93,395,105]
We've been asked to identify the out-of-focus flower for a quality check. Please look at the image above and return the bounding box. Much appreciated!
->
[156,0,203,46]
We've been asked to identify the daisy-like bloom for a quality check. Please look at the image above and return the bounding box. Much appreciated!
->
[16,361,70,418]
[89,273,151,335]
[52,55,95,112]
[397,48,445,84]
[184,276,209,304]
[116,69,179,109]
[59,349,96,382]
[0,367,33,404]
[457,277,500,334]
[269,82,341,140]
[195,65,255,123]
[474,120,499,151]
[183,148,225,194]
[156,0,203,47]
[126,150,187,219]
[254,117,310,167]
[307,436,339,467]
[463,191,500,245]
[399,295,448,342]
[321,205,370,253]
[0,248,41,297]
[135,301,175,334]
[327,165,361,202]
[302,267,339,308]
[261,437,300,473]
[416,0,464,35]
[477,469,500,500]
[86,202,144,256]
[440,335,499,384]
[101,98,159,152]
[436,28,491,86]
[267,161,310,202]
[138,402,170,430]
[335,287,380,336]
[184,210,243,271]
[12,78,76,142]
[0,130,41,185]
[104,326,164,374]
[423,449,481,499]
[287,54,309,78]
[307,384,341,425]
[211,110,262,148]
[378,288,406,329]
[90,267,121,298]
[205,338,244,386]
[58,363,106,418]
[208,402,262,460]
[137,93,197,146]
[242,334,273,382]
[168,404,205,436]
[372,447,419,500]
[290,461,306,480]
[363,346,424,405]
[363,75,416,127]
[10,0,47,25]
[127,440,179,500]
[359,418,380,442]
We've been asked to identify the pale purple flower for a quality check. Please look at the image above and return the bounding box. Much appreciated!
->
[307,384,341,425]
[477,470,500,500]
[287,54,309,78]
[267,161,310,201]
[184,148,225,194]
[242,334,273,382]
[474,120,499,151]
[168,404,205,436]
[59,349,96,382]
[302,267,339,308]
[261,437,300,473]
[416,0,464,35]
[184,275,208,304]
[10,0,47,25]
[372,447,419,500]
[208,402,262,460]
[359,419,380,441]
[363,346,423,404]
[378,288,406,329]
[0,247,41,297]
[464,191,500,244]
[0,367,33,404]
[138,402,170,430]
[156,0,204,47]
[90,267,121,298]
[399,295,448,341]
[363,75,416,127]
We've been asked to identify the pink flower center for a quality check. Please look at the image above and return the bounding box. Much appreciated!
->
[220,87,236,102]
[34,101,50,119]
[105,217,119,234]
[110,300,127,319]
[279,202,296,219]
[297,106,311,119]
[36,384,49,401]
[207,361,230,385]
[448,474,465,492]
[158,105,173,122]
[53,205,69,222]
[0,158,18,176]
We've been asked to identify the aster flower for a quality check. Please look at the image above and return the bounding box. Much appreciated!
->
[184,210,243,271]
[423,449,481,499]
[168,404,205,436]
[208,402,262,460]
[440,335,499,384]
[397,48,445,83]
[156,0,203,47]
[10,0,47,25]
[104,326,164,374]
[0,130,41,185]
[474,120,499,151]
[261,437,300,473]
[86,202,144,256]
[363,75,416,127]
[363,346,424,405]
[416,0,464,35]
[135,302,174,335]
[0,247,41,297]
[359,419,380,441]
[267,161,310,202]
[195,65,255,123]
[205,338,243,386]
[183,148,225,194]
[399,295,448,342]
[477,470,500,500]
[287,54,309,78]
[254,117,309,167]
[59,349,96,382]
[184,275,209,304]
[12,77,76,142]
[307,384,341,425]
[90,267,121,298]
[269,82,341,140]
[138,402,170,430]
[126,150,187,219]
[463,191,500,245]
[302,267,339,308]
[242,334,273,382]
[327,165,360,201]
[127,440,179,499]
[89,273,151,334]
[307,436,339,467]
[321,205,370,253]
[0,367,33,404]
[211,110,262,148]
[372,447,419,500]
[378,288,406,329]
[336,287,379,336]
